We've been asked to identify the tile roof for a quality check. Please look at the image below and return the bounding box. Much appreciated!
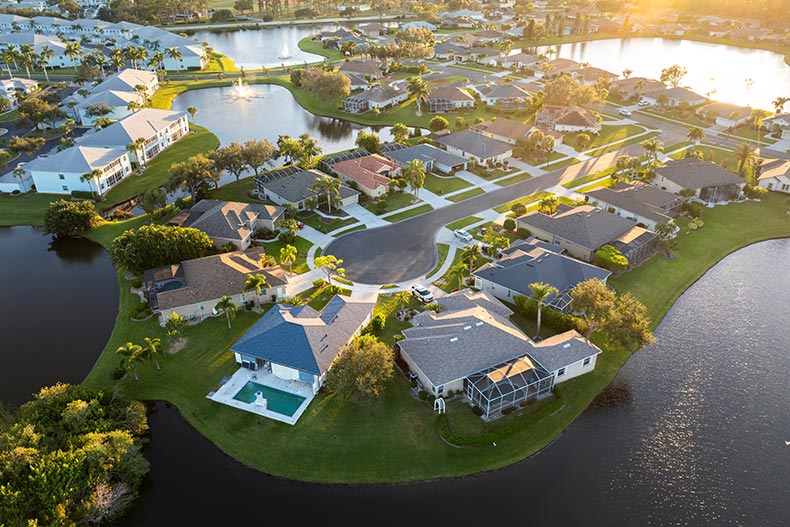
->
[517,205,639,251]
[437,130,513,159]
[331,154,396,191]
[655,158,744,189]
[585,182,679,224]
[147,246,289,310]
[171,200,284,241]
[230,295,375,375]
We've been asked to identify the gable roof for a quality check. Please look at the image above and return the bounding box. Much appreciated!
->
[96,68,157,92]
[758,158,790,180]
[24,145,126,174]
[528,330,602,373]
[473,118,532,142]
[518,205,638,251]
[477,84,531,100]
[553,106,599,127]
[655,158,744,189]
[169,200,284,241]
[436,130,513,159]
[427,85,475,102]
[339,59,382,76]
[80,108,185,148]
[382,143,467,168]
[585,182,679,224]
[574,66,618,82]
[258,168,359,203]
[230,295,375,375]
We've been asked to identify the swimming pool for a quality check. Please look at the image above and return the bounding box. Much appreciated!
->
[157,281,183,292]
[232,381,306,417]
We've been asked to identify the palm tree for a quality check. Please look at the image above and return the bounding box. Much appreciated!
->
[279,244,297,274]
[38,45,54,82]
[402,159,426,198]
[406,76,429,115]
[613,155,634,183]
[116,342,143,381]
[64,41,82,72]
[529,282,559,339]
[772,96,789,115]
[640,138,664,162]
[622,68,632,79]
[186,106,198,122]
[1,47,18,78]
[312,174,342,214]
[244,274,270,306]
[214,296,238,329]
[460,244,481,277]
[686,126,705,145]
[735,142,755,174]
[499,39,514,56]
[80,168,103,199]
[538,195,560,214]
[165,47,182,65]
[634,78,648,98]
[448,261,468,290]
[143,337,162,370]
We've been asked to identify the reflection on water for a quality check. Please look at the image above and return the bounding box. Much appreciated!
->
[118,239,790,526]
[539,37,790,110]
[47,234,106,264]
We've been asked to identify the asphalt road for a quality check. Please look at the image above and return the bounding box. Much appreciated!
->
[326,167,569,284]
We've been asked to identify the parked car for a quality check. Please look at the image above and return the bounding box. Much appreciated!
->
[411,284,434,303]
[296,221,305,229]
[638,99,650,107]
[619,108,632,116]
[454,229,473,243]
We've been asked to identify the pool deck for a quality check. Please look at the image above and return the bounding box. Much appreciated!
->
[208,368,314,425]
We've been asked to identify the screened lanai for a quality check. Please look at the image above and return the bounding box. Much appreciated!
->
[464,355,555,419]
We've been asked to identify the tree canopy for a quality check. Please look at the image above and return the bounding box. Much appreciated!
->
[110,224,213,274]
[43,199,100,237]
[325,334,395,399]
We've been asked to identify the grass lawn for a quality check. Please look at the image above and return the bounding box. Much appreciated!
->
[562,166,616,189]
[299,213,357,233]
[543,157,581,171]
[726,126,777,145]
[206,177,256,202]
[586,131,660,158]
[563,124,643,152]
[423,173,471,195]
[446,187,485,202]
[493,190,554,213]
[670,144,741,170]
[663,141,692,153]
[100,125,220,209]
[434,249,487,293]
[0,108,20,122]
[364,192,420,215]
[446,216,483,230]
[332,223,366,236]
[468,165,516,180]
[384,203,433,222]
[0,192,62,227]
[297,36,346,61]
[257,236,314,274]
[426,242,450,278]
[496,172,533,186]
[635,108,709,128]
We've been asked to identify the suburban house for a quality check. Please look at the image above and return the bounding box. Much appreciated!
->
[254,166,360,210]
[331,154,400,198]
[21,145,132,196]
[398,289,602,419]
[757,158,790,193]
[79,108,189,166]
[339,59,383,80]
[764,113,790,139]
[517,204,659,264]
[381,143,468,175]
[654,158,745,202]
[697,102,752,128]
[536,105,601,133]
[471,118,533,145]
[342,83,408,113]
[94,68,159,98]
[401,20,437,31]
[433,41,469,60]
[69,89,143,126]
[585,182,682,230]
[467,46,500,65]
[436,130,513,164]
[660,23,690,36]
[538,58,582,77]
[572,66,619,86]
[641,86,708,108]
[426,86,476,113]
[0,34,78,70]
[358,22,385,37]
[496,52,539,69]
[473,29,508,43]
[167,200,285,250]
[143,246,290,324]
[474,84,531,109]
[473,238,611,311]
[0,77,38,107]
[611,77,665,100]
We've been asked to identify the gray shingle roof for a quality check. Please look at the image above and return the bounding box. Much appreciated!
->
[473,239,611,299]
[528,331,602,373]
[382,143,467,168]
[517,205,638,251]
[477,84,531,99]
[437,130,513,159]
[230,295,375,375]
[586,182,679,224]
[655,158,744,189]
[258,169,359,203]
[171,200,284,241]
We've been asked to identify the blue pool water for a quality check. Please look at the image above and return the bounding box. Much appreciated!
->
[158,281,183,292]
[232,381,306,417]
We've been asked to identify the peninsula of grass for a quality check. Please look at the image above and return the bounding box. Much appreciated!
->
[100,125,220,209]
[496,172,533,186]
[297,36,346,61]
[446,187,485,202]
[77,192,789,483]
[384,203,433,222]
[586,130,660,157]
[256,236,314,274]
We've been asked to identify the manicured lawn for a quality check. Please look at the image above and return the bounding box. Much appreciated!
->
[468,165,516,180]
[586,131,660,157]
[332,223,366,236]
[543,157,580,171]
[384,203,433,222]
[206,177,257,202]
[299,213,357,233]
[423,173,471,195]
[493,190,554,213]
[562,166,616,189]
[0,108,20,122]
[446,187,485,202]
[670,144,741,170]
[635,108,709,128]
[0,192,62,226]
[726,126,776,145]
[297,36,346,61]
[364,191,420,215]
[663,141,692,153]
[434,249,487,293]
[426,242,450,278]
[496,172,533,186]
[563,124,644,152]
[256,236,314,274]
[446,216,483,231]
[100,125,220,209]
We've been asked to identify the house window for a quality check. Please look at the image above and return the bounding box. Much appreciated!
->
[583,357,591,366]
[557,367,566,377]
[437,386,444,394]
[59,174,65,179]
[782,184,789,191]
[62,185,68,191]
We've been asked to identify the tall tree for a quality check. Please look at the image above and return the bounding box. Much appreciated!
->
[529,282,559,339]
[279,244,298,274]
[406,76,429,114]
[242,139,277,176]
[314,254,345,283]
[166,154,219,202]
[390,122,410,144]
[211,142,246,182]
[116,342,144,381]
[460,244,481,277]
[244,274,270,306]
[570,279,616,341]
[312,174,342,214]
[143,337,163,370]
[325,334,395,400]
[214,296,238,329]
[686,126,705,145]
[402,159,426,197]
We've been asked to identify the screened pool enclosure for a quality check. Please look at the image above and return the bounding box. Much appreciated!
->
[464,355,555,419]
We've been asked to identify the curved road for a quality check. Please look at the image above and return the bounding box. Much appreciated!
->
[326,167,569,284]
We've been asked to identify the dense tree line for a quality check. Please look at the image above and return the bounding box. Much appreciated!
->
[110,224,213,274]
[0,383,150,526]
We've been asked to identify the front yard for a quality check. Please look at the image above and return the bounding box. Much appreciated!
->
[563,124,644,152]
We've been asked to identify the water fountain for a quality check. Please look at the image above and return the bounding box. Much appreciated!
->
[278,43,292,60]
[229,77,254,100]
[253,390,268,410]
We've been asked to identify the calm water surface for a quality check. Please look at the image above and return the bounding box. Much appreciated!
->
[117,239,790,526]
[0,227,118,406]
[541,38,790,110]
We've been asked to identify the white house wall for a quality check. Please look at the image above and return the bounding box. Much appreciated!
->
[551,354,598,384]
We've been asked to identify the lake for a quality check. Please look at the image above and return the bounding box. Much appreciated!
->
[540,37,790,110]
[116,239,790,526]
[191,24,335,69]
[0,227,118,407]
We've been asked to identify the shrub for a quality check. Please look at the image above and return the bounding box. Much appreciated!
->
[513,295,581,333]
[312,278,327,288]
[290,69,304,87]
[131,279,143,289]
[511,203,526,216]
[110,224,213,274]
[471,406,483,416]
[111,364,127,380]
[70,190,94,199]
[410,379,418,388]
[429,116,449,132]
[743,184,767,199]
[222,242,236,253]
[428,395,436,405]
[43,199,99,237]
[418,390,427,400]
[594,244,629,271]
[278,229,296,243]
[211,9,233,22]
[682,201,705,218]
[174,197,192,210]
[370,313,386,333]
[503,218,516,231]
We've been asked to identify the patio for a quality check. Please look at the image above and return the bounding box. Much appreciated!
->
[208,367,315,425]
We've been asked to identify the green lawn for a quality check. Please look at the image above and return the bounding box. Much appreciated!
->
[562,166,616,189]
[493,190,554,213]
[496,172,533,186]
[101,125,220,209]
[635,108,709,128]
[670,144,739,170]
[364,192,420,215]
[423,173,472,195]
[299,213,358,233]
[257,236,314,274]
[426,242,450,278]
[0,192,62,227]
[332,223,366,236]
[663,141,692,153]
[726,126,777,145]
[0,108,20,122]
[434,249,487,293]
[468,165,516,180]
[447,187,485,202]
[446,216,483,231]
[542,157,581,171]
[586,131,660,158]
[206,177,256,202]
[384,203,433,222]
[297,36,346,61]
[563,124,644,152]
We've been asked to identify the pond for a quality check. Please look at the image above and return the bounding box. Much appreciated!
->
[171,83,396,184]
[539,37,790,110]
[191,24,335,69]
[116,239,790,526]
[0,227,118,407]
